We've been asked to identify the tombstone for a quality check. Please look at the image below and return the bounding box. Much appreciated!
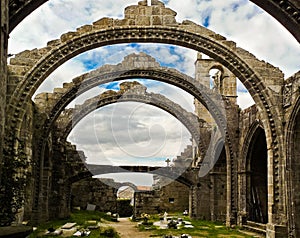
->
[86,204,96,211]
[61,223,76,229]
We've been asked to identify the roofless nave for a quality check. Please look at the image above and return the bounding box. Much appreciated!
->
[0,1,299,237]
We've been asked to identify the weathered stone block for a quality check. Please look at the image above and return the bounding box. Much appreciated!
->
[138,7,146,15]
[93,17,114,27]
[9,57,36,67]
[161,8,177,16]
[138,0,147,6]
[124,6,139,16]
[8,65,30,75]
[151,0,164,6]
[163,16,177,25]
[151,16,162,25]
[47,39,61,47]
[113,19,128,26]
[127,19,136,26]
[152,6,161,15]
[76,25,93,34]
[60,32,79,42]
[136,16,151,26]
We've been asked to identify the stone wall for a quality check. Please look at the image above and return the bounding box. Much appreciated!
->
[135,180,189,216]
[48,142,89,220]
[70,176,190,217]
[135,191,161,215]
[156,180,189,213]
[71,178,118,213]
[283,71,300,237]
[0,0,8,188]
[193,164,227,222]
[21,101,37,222]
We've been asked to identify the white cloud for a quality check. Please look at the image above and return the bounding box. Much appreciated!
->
[206,1,299,78]
[68,102,191,165]
[9,0,139,53]
[237,91,255,109]
[164,0,299,78]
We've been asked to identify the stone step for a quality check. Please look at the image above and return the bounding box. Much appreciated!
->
[242,222,266,237]
[246,221,267,230]
[0,226,32,238]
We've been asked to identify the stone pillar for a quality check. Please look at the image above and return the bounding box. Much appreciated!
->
[226,153,233,227]
[56,182,71,219]
[189,179,211,220]
[0,0,8,188]
[266,147,288,238]
[237,170,248,226]
[209,174,215,221]
[189,186,196,218]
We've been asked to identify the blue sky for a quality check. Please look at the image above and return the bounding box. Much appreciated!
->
[8,0,300,186]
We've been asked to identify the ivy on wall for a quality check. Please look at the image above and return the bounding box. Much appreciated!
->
[0,134,30,226]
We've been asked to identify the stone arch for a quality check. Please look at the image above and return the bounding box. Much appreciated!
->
[7,2,283,160]
[54,82,206,156]
[239,119,262,222]
[241,120,264,175]
[243,122,268,224]
[209,67,224,92]
[7,1,286,224]
[8,0,300,42]
[31,54,230,223]
[67,169,193,188]
[8,1,283,145]
[194,56,237,99]
[116,182,138,192]
[68,172,137,192]
[32,54,228,163]
[286,95,300,237]
[34,57,227,134]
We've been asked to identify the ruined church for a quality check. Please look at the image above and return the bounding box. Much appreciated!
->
[0,0,299,237]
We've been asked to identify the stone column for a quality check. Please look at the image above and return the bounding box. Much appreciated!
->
[189,186,197,218]
[57,182,72,219]
[266,147,288,238]
[225,104,239,226]
[209,174,215,221]
[237,170,248,226]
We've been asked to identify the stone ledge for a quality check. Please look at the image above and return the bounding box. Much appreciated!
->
[0,226,32,238]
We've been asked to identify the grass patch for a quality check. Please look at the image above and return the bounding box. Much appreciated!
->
[28,211,254,238]
[28,210,119,238]
[136,212,254,238]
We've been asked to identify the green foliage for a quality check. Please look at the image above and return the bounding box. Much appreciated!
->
[0,134,31,226]
[70,210,103,225]
[100,227,120,238]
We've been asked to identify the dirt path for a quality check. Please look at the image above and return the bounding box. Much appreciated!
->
[106,217,152,238]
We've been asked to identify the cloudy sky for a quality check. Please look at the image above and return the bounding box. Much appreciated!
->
[8,0,299,185]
